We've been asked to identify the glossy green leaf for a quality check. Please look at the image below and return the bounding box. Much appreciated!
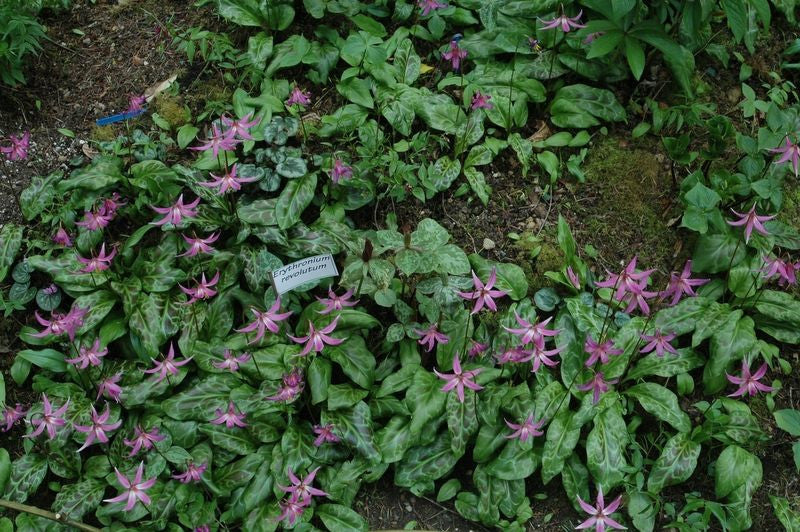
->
[647,432,701,493]
[276,172,317,229]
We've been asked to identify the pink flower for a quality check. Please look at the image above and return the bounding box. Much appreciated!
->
[266,368,305,402]
[457,268,507,314]
[178,232,219,257]
[769,136,800,177]
[76,208,113,231]
[279,467,327,505]
[595,256,654,301]
[414,323,450,352]
[286,86,311,107]
[567,266,581,289]
[210,401,247,428]
[317,288,358,314]
[540,10,587,32]
[418,0,447,15]
[26,394,69,440]
[124,426,165,457]
[97,373,123,403]
[236,298,293,343]
[31,306,87,342]
[127,95,146,113]
[103,462,156,511]
[759,255,797,286]
[190,124,240,159]
[212,349,251,372]
[471,91,493,110]
[329,159,353,184]
[65,338,108,369]
[313,424,340,447]
[288,316,346,356]
[659,260,709,306]
[172,462,207,484]
[221,112,260,141]
[198,164,258,195]
[74,404,122,452]
[1,131,30,161]
[727,362,774,397]
[100,193,126,216]
[434,354,483,403]
[496,346,528,364]
[583,32,604,45]
[621,283,659,315]
[2,404,27,432]
[505,414,545,442]
[180,271,220,304]
[77,243,116,273]
[152,194,201,227]
[468,340,488,358]
[503,313,559,349]
[577,372,617,404]
[584,336,623,367]
[195,526,210,532]
[144,342,193,384]
[277,495,306,525]
[442,39,468,71]
[576,489,626,531]
[726,205,775,243]
[52,226,73,247]
[640,330,678,357]
[519,343,564,373]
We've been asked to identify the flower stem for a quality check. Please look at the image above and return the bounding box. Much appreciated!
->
[506,42,520,131]
[0,499,101,532]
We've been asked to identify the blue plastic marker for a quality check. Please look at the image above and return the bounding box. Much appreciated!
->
[95,108,146,126]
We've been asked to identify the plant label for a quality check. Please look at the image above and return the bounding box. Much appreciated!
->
[271,254,339,294]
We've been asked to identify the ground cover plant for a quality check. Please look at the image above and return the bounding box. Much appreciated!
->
[1,0,800,530]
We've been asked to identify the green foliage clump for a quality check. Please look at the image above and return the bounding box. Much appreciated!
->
[0,1,45,86]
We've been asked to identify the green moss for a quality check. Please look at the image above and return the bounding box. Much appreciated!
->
[781,183,800,232]
[511,230,561,289]
[90,125,116,142]
[154,93,190,128]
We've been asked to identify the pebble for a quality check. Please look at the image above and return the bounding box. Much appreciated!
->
[404,503,412,512]
[482,238,495,250]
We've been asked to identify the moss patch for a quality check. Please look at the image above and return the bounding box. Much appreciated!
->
[90,125,116,142]
[153,93,190,128]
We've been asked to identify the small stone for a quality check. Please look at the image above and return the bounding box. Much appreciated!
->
[82,38,91,45]
[404,503,412,512]
[482,238,495,250]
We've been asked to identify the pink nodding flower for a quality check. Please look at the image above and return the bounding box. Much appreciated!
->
[520,343,564,373]
[97,373,123,403]
[100,193,126,216]
[190,124,240,159]
[278,495,306,525]
[726,205,776,243]
[442,39,468,71]
[769,136,800,177]
[76,208,113,231]
[583,31,605,44]
[414,323,450,352]
[124,426,165,457]
[32,306,88,342]
[127,95,146,113]
[503,313,559,349]
[577,372,618,404]
[237,299,293,343]
[659,260,709,306]
[471,91,493,110]
[317,288,358,314]
[279,467,328,505]
[468,340,489,358]
[212,349,251,372]
[505,414,545,442]
[172,462,207,484]
[288,316,346,357]
[2,404,27,432]
[496,346,529,365]
[457,268,507,314]
[584,336,623,367]
[266,368,305,402]
[540,9,587,32]
[621,283,659,315]
[1,131,30,161]
[65,338,108,369]
[221,112,260,141]
[180,271,220,304]
[152,194,200,227]
[329,159,353,184]
[26,394,69,440]
[434,354,484,403]
[77,243,116,273]
[103,462,156,511]
[595,256,654,302]
[178,232,219,257]
[576,489,626,531]
[313,424,340,447]
[286,86,311,107]
[567,266,581,289]
[727,362,774,397]
[53,226,73,247]
[759,255,797,286]
[143,342,192,384]
[418,0,447,16]
[74,404,122,452]
[198,164,258,195]
[640,330,678,357]
[195,526,211,532]
[210,401,247,428]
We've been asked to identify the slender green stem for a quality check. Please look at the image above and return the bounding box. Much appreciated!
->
[0,499,101,532]
[506,42,520,131]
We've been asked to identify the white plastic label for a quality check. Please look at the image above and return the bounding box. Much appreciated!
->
[272,254,339,294]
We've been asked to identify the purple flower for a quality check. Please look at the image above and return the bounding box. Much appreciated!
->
[317,288,358,314]
[434,354,483,403]
[74,404,122,452]
[279,467,328,505]
[195,526,210,532]
[97,373,123,403]
[329,159,353,184]
[583,31,605,45]
[414,323,450,352]
[103,462,156,511]
[584,336,623,367]
[178,232,219,257]
[505,414,545,442]
[32,306,87,342]
[503,313,559,349]
[288,316,346,356]
[127,95,146,113]
[2,404,27,432]
[179,271,220,304]
[595,256,654,301]
[471,91,493,110]
[76,208,113,231]
[727,362,774,397]
[313,424,340,447]
[540,10,587,32]
[53,226,73,247]
[286,86,311,107]
[457,268,507,314]
[769,136,800,177]
[726,205,775,243]
[26,394,69,440]
[621,283,659,315]
[577,372,618,404]
[418,0,447,15]
[278,495,306,525]
[659,260,709,306]
[496,346,528,364]
[212,349,251,372]
[1,131,30,161]
[198,164,258,195]
[442,39,468,71]
[210,401,247,428]
[144,342,193,384]
[100,192,126,216]
[759,255,797,286]
[567,266,581,289]
[65,338,108,369]
[172,462,207,484]
[221,112,260,141]
[237,299,293,343]
[577,489,626,531]
[190,124,240,159]
[77,243,116,273]
[520,343,564,373]
[152,194,201,227]
[124,426,165,457]
[266,368,305,402]
[468,340,488,358]
[527,37,542,52]
[640,330,678,357]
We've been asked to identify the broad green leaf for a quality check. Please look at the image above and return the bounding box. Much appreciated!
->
[162,374,236,421]
[336,77,374,109]
[715,445,762,499]
[626,348,705,380]
[199,423,257,455]
[128,292,183,358]
[705,314,756,394]
[447,389,478,454]
[0,449,9,494]
[0,223,23,283]
[468,254,528,300]
[406,368,447,435]
[57,156,124,192]
[52,478,106,521]
[316,503,368,532]
[486,437,540,480]
[550,84,626,128]
[276,172,317,229]
[20,171,60,220]
[463,167,491,206]
[395,432,459,495]
[626,383,691,432]
[325,401,381,463]
[647,432,701,493]
[237,198,278,226]
[326,336,376,389]
[586,402,628,490]
[16,349,66,372]
[3,454,47,503]
[774,409,800,437]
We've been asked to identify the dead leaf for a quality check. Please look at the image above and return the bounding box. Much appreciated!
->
[144,74,178,102]
[528,120,550,143]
